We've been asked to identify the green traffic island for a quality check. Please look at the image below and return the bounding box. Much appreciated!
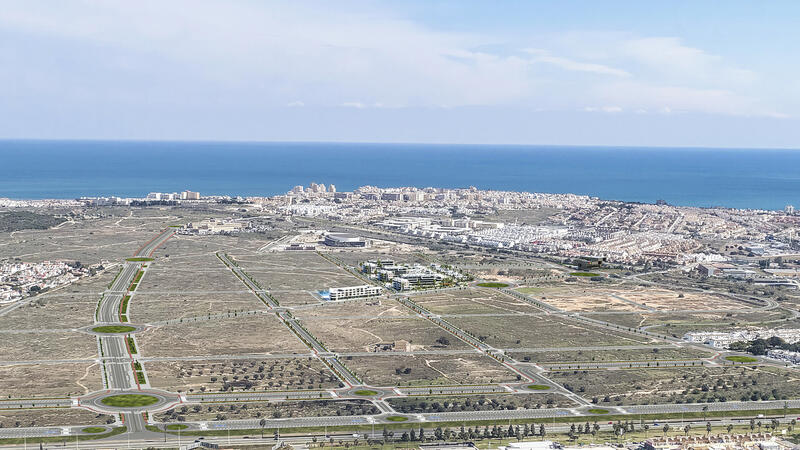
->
[125,257,154,262]
[92,325,136,334]
[167,423,189,430]
[526,384,551,391]
[0,427,127,444]
[725,355,759,363]
[385,416,409,422]
[81,426,107,434]
[587,408,610,414]
[569,272,601,277]
[100,394,159,407]
[476,282,510,288]
[353,390,379,396]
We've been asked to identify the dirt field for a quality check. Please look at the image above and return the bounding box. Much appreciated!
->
[345,354,519,386]
[0,408,113,427]
[230,252,363,291]
[293,298,414,320]
[301,317,469,352]
[548,366,800,406]
[130,290,267,323]
[511,346,715,364]
[0,332,97,360]
[415,288,544,315]
[522,285,754,313]
[155,399,378,422]
[448,315,657,349]
[146,357,341,393]
[0,363,103,398]
[136,315,309,357]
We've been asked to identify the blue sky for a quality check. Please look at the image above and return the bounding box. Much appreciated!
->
[1,0,799,147]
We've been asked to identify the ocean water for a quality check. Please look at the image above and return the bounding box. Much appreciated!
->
[1,140,799,210]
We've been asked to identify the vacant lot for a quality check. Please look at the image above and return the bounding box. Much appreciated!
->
[0,408,113,427]
[146,358,341,393]
[130,290,266,323]
[0,332,97,361]
[387,393,576,413]
[293,298,414,320]
[136,265,247,294]
[231,252,362,291]
[415,288,542,315]
[155,399,378,422]
[301,317,469,352]
[512,346,714,364]
[345,354,518,387]
[548,366,800,406]
[448,315,656,349]
[588,310,797,336]
[137,315,309,357]
[0,363,102,398]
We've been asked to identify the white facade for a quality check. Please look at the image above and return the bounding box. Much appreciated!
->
[328,285,383,301]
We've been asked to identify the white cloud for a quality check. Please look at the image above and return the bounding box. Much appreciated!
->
[583,106,623,113]
[526,49,630,77]
[287,101,305,107]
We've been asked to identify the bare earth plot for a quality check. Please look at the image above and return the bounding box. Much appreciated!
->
[588,310,797,335]
[0,332,97,361]
[345,353,519,387]
[388,393,577,413]
[271,290,325,307]
[511,346,715,364]
[136,264,247,295]
[136,315,309,357]
[231,252,362,291]
[293,298,414,320]
[448,315,657,349]
[415,288,542,315]
[0,363,103,398]
[0,271,114,329]
[146,357,341,394]
[301,317,469,352]
[548,366,800,406]
[156,399,379,422]
[130,290,266,324]
[0,408,113,427]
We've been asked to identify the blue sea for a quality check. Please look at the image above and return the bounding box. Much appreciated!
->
[1,140,799,211]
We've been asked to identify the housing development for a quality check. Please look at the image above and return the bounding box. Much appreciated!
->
[1,184,800,449]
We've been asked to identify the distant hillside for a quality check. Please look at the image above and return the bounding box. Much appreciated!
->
[0,211,66,232]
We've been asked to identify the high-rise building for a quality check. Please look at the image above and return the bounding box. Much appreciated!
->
[181,190,200,200]
[329,184,336,193]
[786,205,795,214]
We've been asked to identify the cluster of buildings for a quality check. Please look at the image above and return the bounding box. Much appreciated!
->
[360,259,469,291]
[180,218,249,235]
[683,329,800,349]
[0,260,92,303]
[766,349,800,365]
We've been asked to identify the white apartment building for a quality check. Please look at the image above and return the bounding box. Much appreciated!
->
[328,285,383,301]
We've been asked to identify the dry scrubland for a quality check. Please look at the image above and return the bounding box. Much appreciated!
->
[0,332,97,361]
[0,363,103,398]
[230,252,362,291]
[512,346,714,364]
[293,298,414,320]
[548,366,800,406]
[344,354,519,386]
[301,317,469,352]
[387,393,577,413]
[146,358,341,393]
[0,408,113,427]
[415,288,544,315]
[137,315,309,357]
[156,399,379,422]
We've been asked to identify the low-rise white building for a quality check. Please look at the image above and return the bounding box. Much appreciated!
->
[328,285,383,301]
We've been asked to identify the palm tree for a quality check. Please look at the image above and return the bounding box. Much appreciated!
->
[727,424,734,434]
[702,405,709,422]
[684,424,691,436]
[259,419,266,438]
[663,424,670,437]
[706,422,712,435]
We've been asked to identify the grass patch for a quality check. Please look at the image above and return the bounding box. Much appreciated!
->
[725,355,758,363]
[588,408,610,414]
[353,389,378,396]
[166,424,189,430]
[120,295,130,315]
[81,427,106,434]
[386,416,408,422]
[92,325,136,334]
[126,257,154,262]
[570,272,600,277]
[476,282,510,288]
[526,384,551,390]
[100,394,159,407]
[136,371,147,385]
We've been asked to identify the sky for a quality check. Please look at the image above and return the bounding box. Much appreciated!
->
[1,0,800,147]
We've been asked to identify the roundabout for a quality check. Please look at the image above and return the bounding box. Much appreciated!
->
[79,389,181,413]
[343,386,390,398]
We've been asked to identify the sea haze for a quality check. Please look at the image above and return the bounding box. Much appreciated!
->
[1,140,799,210]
